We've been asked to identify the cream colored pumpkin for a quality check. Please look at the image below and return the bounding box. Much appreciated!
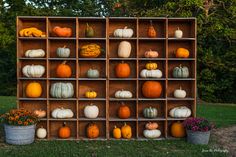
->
[174,86,187,98]
[169,106,191,118]
[174,27,183,38]
[113,27,133,38]
[84,104,99,119]
[118,41,131,58]
[115,90,133,98]
[51,108,74,118]
[140,69,162,78]
[36,126,47,139]
[22,65,45,78]
[25,49,45,58]
[50,82,74,98]
[143,129,161,138]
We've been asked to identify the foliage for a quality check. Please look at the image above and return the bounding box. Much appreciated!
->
[0,0,235,103]
[183,117,212,131]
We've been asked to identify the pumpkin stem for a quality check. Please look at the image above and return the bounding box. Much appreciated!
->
[121,60,124,64]
[180,86,182,90]
[177,27,180,30]
[114,125,117,129]
[179,64,182,68]
[63,45,66,48]
[150,20,153,26]
[62,61,67,64]
[124,26,127,29]
[63,122,66,127]
[86,23,89,27]
[124,122,127,126]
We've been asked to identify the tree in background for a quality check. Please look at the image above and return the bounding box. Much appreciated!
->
[0,0,235,103]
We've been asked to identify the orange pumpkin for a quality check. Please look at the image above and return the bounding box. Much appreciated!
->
[56,61,72,78]
[147,20,157,38]
[87,123,99,138]
[175,48,190,58]
[118,103,131,119]
[171,121,186,138]
[53,26,72,37]
[26,82,42,98]
[115,61,131,78]
[142,81,162,98]
[145,122,159,130]
[58,122,71,139]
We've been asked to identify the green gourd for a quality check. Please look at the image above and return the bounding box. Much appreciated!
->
[87,68,99,78]
[85,23,94,37]
[143,107,158,118]
[172,64,189,78]
[56,46,70,58]
[50,82,74,98]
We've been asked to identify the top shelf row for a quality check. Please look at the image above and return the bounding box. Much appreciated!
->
[17,17,196,39]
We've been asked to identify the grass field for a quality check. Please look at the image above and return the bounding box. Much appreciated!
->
[0,96,235,157]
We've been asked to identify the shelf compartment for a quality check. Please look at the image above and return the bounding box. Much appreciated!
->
[78,80,106,98]
[78,60,106,78]
[109,101,136,120]
[168,40,195,58]
[78,121,106,139]
[109,121,136,139]
[109,80,136,98]
[109,60,137,78]
[167,80,195,98]
[167,100,194,118]
[109,40,137,58]
[138,40,166,58]
[49,121,77,139]
[49,60,76,78]
[138,60,166,78]
[138,100,165,119]
[78,101,106,119]
[78,40,106,58]
[19,80,47,98]
[167,120,186,138]
[36,121,48,139]
[19,100,47,117]
[168,60,195,79]
[138,121,165,139]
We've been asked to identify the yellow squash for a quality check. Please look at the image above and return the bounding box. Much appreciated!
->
[80,44,101,58]
[85,91,97,98]
[145,62,158,70]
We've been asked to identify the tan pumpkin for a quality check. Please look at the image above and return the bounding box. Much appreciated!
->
[115,61,131,78]
[26,82,42,98]
[144,49,159,58]
[145,122,159,130]
[121,123,132,139]
[87,123,100,138]
[56,61,72,78]
[80,44,101,58]
[142,81,162,98]
[118,41,131,58]
[33,109,46,118]
[171,121,186,138]
[53,26,72,37]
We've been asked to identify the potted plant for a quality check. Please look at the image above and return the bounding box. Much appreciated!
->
[0,108,38,145]
[183,117,213,145]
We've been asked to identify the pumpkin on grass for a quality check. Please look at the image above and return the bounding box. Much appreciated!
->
[26,82,42,98]
[171,121,186,138]
[58,122,71,139]
[56,61,72,78]
[113,125,121,139]
[142,81,162,98]
[115,61,131,78]
[87,123,100,138]
[118,103,131,119]
[121,123,132,139]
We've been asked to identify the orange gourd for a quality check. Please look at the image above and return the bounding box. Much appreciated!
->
[58,122,71,139]
[53,26,72,37]
[26,82,42,98]
[121,123,132,139]
[147,20,157,38]
[87,123,100,138]
[113,125,121,139]
[118,103,131,119]
[171,121,186,138]
[145,122,159,130]
[115,61,131,78]
[56,61,72,78]
[142,81,162,98]
[175,48,190,58]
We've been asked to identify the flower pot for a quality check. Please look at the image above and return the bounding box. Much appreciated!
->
[186,129,210,145]
[4,124,36,145]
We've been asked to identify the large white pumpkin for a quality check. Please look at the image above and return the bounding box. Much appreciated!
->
[84,104,99,119]
[118,41,131,58]
[50,82,74,98]
[115,90,133,98]
[174,87,187,98]
[25,49,45,58]
[140,69,162,78]
[113,27,133,38]
[143,129,161,138]
[22,64,45,78]
[36,127,47,139]
[169,106,191,118]
[51,108,74,118]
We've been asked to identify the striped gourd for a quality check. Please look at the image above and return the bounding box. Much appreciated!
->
[172,64,189,78]
[143,107,158,118]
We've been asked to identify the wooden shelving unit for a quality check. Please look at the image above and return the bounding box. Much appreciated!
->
[17,16,197,140]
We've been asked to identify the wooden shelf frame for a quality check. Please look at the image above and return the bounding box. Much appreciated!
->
[17,16,197,140]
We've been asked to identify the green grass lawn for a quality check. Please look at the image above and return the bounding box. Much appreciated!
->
[0,96,235,157]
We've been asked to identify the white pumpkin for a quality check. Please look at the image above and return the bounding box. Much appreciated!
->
[84,104,99,119]
[169,106,191,118]
[174,86,187,98]
[36,126,47,139]
[118,41,131,58]
[51,108,74,118]
[174,27,183,38]
[113,26,134,38]
[140,69,162,78]
[143,129,161,138]
[115,90,133,98]
[25,49,45,58]
[22,64,45,78]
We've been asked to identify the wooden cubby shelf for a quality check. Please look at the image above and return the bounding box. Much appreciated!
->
[17,17,196,140]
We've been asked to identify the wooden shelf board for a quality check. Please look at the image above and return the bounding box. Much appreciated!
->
[78,137,107,141]
[138,58,166,61]
[18,98,47,101]
[109,37,137,40]
[136,137,166,141]
[109,98,137,101]
[109,138,137,140]
[48,37,76,40]
[138,78,166,81]
[167,117,187,121]
[78,38,106,40]
[109,117,136,121]
[168,78,195,81]
[18,77,47,80]
[79,98,106,101]
[48,78,77,81]
[49,98,77,101]
[167,98,194,101]
[78,78,106,81]
[18,37,46,40]
[138,98,166,101]
[48,58,77,61]
[109,78,137,81]
[78,58,106,61]
[138,117,166,121]
[168,58,195,61]
[49,118,77,121]
[79,117,106,121]
[168,38,195,40]
[109,58,137,60]
[138,38,166,40]
[18,58,46,60]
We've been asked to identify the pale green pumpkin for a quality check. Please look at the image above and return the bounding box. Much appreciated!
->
[56,46,70,58]
[172,64,189,78]
[143,107,158,118]
[87,68,100,78]
[50,82,74,98]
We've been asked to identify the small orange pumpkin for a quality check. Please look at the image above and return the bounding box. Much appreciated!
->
[171,121,186,138]
[147,20,157,38]
[113,125,121,139]
[175,48,190,58]
[56,61,72,78]
[53,26,72,37]
[144,49,159,58]
[118,103,131,119]
[58,122,71,139]
[142,81,162,98]
[26,82,42,98]
[87,123,100,139]
[33,109,46,118]
[115,61,131,78]
[121,123,132,139]
[145,122,159,130]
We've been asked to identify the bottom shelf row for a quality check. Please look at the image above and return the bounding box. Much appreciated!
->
[36,120,187,140]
